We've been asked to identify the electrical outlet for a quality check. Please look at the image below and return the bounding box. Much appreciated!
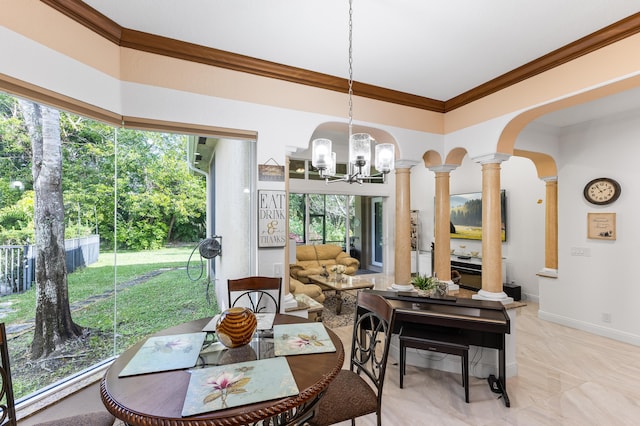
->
[274,263,283,276]
[570,247,591,257]
[602,313,611,323]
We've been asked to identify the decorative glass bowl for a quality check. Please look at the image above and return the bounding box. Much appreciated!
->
[215,307,257,348]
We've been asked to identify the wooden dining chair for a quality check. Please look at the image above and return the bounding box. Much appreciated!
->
[0,322,115,426]
[227,276,282,313]
[308,291,394,426]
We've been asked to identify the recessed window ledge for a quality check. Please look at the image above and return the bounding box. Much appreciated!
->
[536,268,558,278]
[16,357,115,422]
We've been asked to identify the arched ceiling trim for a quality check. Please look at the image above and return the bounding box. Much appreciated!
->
[513,149,557,178]
[422,150,443,168]
[445,148,468,166]
[497,73,640,154]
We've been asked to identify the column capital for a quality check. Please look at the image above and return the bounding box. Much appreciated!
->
[472,153,511,165]
[428,164,458,173]
[541,176,558,182]
[395,160,419,169]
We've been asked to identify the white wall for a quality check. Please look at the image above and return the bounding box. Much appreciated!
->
[540,109,640,345]
[212,139,254,310]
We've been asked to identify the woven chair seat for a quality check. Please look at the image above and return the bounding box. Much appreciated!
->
[308,370,378,425]
[307,291,393,426]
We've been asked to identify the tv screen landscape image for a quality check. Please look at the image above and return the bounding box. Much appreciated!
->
[449,190,506,241]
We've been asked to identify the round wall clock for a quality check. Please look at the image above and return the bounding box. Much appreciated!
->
[583,177,621,205]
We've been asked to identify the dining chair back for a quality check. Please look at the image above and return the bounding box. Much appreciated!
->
[227,276,282,313]
[1,322,115,426]
[0,323,16,426]
[308,291,394,426]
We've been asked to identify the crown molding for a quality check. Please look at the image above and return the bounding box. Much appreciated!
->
[446,12,640,111]
[41,0,122,44]
[40,1,640,114]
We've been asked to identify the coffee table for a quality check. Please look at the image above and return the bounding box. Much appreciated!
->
[307,274,375,314]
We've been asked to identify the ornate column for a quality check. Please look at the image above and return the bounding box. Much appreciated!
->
[429,165,459,290]
[472,154,512,303]
[394,161,417,286]
[539,176,558,277]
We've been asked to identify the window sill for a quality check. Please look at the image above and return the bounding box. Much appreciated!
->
[16,357,115,422]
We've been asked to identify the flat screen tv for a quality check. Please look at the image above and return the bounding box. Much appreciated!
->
[449,190,506,241]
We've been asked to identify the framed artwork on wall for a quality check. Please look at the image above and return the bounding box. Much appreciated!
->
[587,212,616,240]
[449,190,507,241]
[258,190,287,247]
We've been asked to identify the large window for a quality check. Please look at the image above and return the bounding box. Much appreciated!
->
[0,93,214,401]
[289,193,381,269]
[289,194,355,248]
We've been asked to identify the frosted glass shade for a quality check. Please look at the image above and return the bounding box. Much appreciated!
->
[375,143,395,173]
[325,152,336,176]
[349,133,371,177]
[311,138,332,170]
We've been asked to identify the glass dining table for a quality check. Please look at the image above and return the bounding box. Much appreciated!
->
[100,314,345,425]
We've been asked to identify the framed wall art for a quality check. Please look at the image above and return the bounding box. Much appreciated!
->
[587,212,616,240]
[258,158,285,181]
[449,190,507,241]
[258,190,287,247]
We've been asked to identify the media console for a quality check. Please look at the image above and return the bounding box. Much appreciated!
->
[450,255,483,291]
[430,244,518,299]
[450,255,510,293]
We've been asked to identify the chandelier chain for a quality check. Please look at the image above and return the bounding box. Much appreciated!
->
[310,0,394,184]
[348,0,353,139]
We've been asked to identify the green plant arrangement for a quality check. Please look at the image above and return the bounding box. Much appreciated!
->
[410,274,447,297]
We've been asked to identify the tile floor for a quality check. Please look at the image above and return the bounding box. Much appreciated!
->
[98,300,640,426]
[327,302,640,425]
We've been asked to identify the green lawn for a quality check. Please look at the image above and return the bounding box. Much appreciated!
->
[6,246,219,400]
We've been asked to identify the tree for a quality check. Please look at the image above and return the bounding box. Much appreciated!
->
[2,94,207,250]
[18,100,82,358]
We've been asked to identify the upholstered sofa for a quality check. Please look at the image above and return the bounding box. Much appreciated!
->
[290,244,360,284]
[289,278,326,303]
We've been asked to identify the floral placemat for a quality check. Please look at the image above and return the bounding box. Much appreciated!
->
[273,322,336,356]
[181,357,298,417]
[119,332,207,377]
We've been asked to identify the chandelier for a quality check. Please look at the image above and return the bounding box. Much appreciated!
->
[311,0,395,184]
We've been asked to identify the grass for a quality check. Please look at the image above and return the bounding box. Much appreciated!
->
[5,246,219,400]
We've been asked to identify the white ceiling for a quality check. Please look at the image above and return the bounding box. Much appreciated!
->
[82,0,640,127]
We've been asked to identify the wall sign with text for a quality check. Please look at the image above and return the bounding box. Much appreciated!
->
[258,190,287,247]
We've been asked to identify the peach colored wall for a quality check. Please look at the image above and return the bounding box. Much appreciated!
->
[120,49,443,134]
[121,49,444,133]
[1,0,121,78]
[446,34,640,133]
[4,0,640,146]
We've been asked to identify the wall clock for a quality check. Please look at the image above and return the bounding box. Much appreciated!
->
[583,177,621,205]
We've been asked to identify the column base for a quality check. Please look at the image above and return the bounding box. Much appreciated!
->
[444,280,459,291]
[472,289,514,304]
[282,293,298,311]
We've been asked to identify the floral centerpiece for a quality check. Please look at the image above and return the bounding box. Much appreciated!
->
[330,264,347,282]
[410,274,447,297]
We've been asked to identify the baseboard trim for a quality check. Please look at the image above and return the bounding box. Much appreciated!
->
[538,310,640,346]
